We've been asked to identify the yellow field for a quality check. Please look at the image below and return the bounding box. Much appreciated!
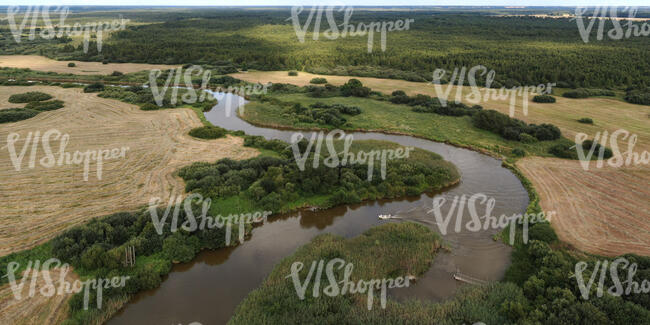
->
[231,70,650,257]
[0,86,259,257]
[0,55,178,75]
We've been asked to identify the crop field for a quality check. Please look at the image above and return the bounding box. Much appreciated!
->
[0,85,258,256]
[0,55,178,75]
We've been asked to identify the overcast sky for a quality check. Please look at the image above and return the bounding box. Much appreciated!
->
[1,1,647,7]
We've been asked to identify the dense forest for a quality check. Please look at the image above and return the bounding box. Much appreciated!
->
[67,12,650,89]
[2,8,648,89]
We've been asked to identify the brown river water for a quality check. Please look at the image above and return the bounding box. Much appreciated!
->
[107,93,528,325]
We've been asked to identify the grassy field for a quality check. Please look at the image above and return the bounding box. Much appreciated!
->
[233,71,650,153]
[0,85,259,257]
[243,93,567,158]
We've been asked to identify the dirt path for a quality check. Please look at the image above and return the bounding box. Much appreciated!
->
[0,55,178,75]
[0,86,259,256]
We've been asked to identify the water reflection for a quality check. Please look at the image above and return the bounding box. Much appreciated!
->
[108,93,528,325]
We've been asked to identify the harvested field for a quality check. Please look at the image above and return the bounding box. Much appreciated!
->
[0,55,178,75]
[0,267,77,325]
[0,86,259,256]
[517,157,650,257]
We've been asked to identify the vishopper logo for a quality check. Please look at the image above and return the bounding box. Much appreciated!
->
[572,257,649,300]
[575,129,650,170]
[147,66,269,115]
[575,6,650,43]
[2,6,129,53]
[148,66,214,107]
[288,5,414,53]
[148,193,271,246]
[2,129,129,181]
[3,258,129,310]
[432,65,555,117]
[427,193,555,244]
[286,258,414,310]
[290,129,414,181]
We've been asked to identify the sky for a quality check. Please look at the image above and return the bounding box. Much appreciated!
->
[1,1,647,6]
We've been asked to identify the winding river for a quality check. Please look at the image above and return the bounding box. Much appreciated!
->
[108,93,529,325]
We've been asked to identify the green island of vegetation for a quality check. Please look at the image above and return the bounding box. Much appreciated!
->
[0,91,64,123]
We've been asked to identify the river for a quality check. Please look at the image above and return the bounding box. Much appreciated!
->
[108,93,528,325]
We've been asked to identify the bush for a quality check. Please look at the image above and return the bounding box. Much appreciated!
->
[67,62,76,67]
[309,77,327,84]
[562,89,590,98]
[288,71,298,76]
[519,133,537,144]
[111,71,123,76]
[340,79,371,97]
[528,223,558,243]
[549,143,578,159]
[563,88,615,99]
[578,117,593,124]
[102,60,109,64]
[83,82,105,93]
[532,94,556,103]
[0,108,40,123]
[581,140,613,159]
[624,87,650,105]
[188,126,227,139]
[529,124,561,141]
[549,140,613,159]
[8,91,52,103]
[512,148,526,157]
[140,103,160,110]
[24,100,64,111]
[473,110,561,142]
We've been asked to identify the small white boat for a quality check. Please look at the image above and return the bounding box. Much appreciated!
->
[378,214,400,220]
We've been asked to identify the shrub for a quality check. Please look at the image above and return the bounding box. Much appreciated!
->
[512,148,526,157]
[140,103,160,110]
[549,143,578,159]
[0,108,40,123]
[102,60,109,64]
[67,62,76,67]
[532,94,556,103]
[8,91,53,103]
[529,223,558,243]
[83,82,105,93]
[562,89,590,98]
[549,140,613,159]
[472,110,513,133]
[473,110,561,142]
[24,100,64,111]
[340,79,371,97]
[288,71,298,76]
[581,140,613,159]
[578,117,593,124]
[61,83,77,88]
[563,88,615,99]
[624,87,650,105]
[519,133,537,144]
[529,124,561,141]
[111,71,123,76]
[188,126,227,139]
[309,77,327,84]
